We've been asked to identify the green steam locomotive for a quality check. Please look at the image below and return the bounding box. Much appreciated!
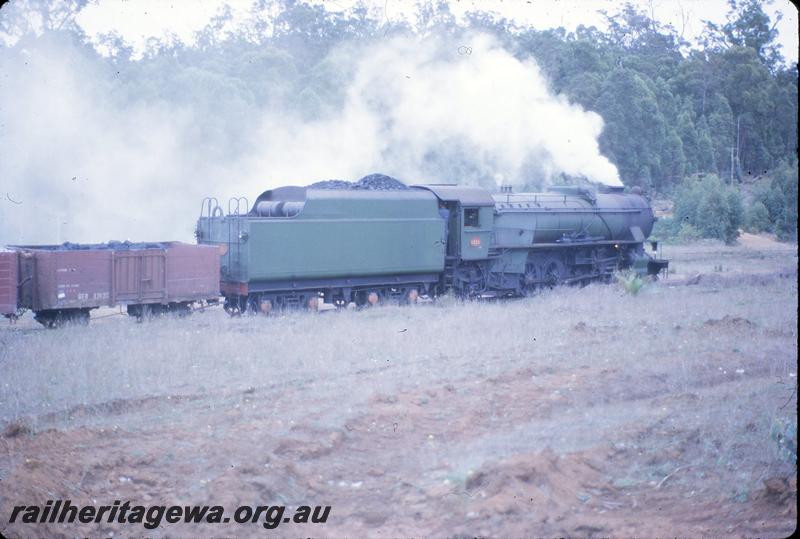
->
[196,180,668,313]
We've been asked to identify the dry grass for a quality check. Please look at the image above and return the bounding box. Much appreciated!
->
[2,272,796,461]
[0,240,796,536]
[659,238,796,277]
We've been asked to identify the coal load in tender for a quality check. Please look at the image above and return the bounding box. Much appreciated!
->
[58,241,169,251]
[308,173,408,191]
[307,179,352,190]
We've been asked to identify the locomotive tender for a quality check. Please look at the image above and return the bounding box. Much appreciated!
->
[197,183,668,313]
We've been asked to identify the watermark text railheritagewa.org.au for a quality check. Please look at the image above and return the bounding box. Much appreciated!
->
[7,500,330,530]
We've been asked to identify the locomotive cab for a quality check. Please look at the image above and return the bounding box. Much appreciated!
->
[412,185,495,261]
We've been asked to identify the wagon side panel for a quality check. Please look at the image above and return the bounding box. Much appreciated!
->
[32,250,113,310]
[112,252,140,303]
[113,249,167,305]
[0,250,18,315]
[164,243,220,302]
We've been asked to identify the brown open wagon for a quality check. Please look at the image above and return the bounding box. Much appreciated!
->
[11,242,220,327]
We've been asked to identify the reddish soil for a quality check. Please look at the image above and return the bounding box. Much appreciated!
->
[2,337,796,537]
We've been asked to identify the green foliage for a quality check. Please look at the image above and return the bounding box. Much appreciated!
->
[595,68,668,189]
[615,270,645,295]
[674,175,743,244]
[676,222,703,243]
[770,158,799,240]
[520,1,794,194]
[770,417,797,462]
[650,216,703,244]
[650,216,676,242]
[745,201,771,232]
[750,158,799,240]
[676,106,699,174]
[704,0,785,69]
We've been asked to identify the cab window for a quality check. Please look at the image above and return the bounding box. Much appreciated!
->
[464,208,480,228]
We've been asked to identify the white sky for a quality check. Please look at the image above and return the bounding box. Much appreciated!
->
[74,0,799,63]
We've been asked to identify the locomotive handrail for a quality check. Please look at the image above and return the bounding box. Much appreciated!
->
[200,197,221,218]
[495,207,641,213]
[198,197,222,243]
[491,239,642,249]
[227,196,249,216]
[492,225,537,231]
[594,213,616,240]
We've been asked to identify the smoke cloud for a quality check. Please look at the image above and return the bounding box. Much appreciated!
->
[0,31,619,245]
[247,33,620,190]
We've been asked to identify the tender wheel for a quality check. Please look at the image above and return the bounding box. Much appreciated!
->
[354,291,367,307]
[407,288,419,304]
[540,256,566,288]
[354,290,381,308]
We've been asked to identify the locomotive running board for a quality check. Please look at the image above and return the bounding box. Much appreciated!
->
[492,239,642,250]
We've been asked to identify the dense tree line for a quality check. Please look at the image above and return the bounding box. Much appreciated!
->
[1,0,797,241]
[482,0,797,242]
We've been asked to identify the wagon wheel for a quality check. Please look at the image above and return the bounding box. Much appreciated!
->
[539,256,566,288]
[34,312,56,328]
[224,296,246,316]
[306,294,321,311]
[169,303,192,317]
[353,291,368,308]
[521,262,541,296]
[136,304,152,323]
[74,309,91,325]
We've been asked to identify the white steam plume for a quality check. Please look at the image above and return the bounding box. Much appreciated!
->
[245,33,621,191]
[1,32,620,246]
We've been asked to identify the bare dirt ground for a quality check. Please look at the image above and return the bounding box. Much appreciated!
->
[0,238,797,538]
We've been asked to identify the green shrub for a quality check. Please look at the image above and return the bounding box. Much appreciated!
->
[650,217,705,244]
[770,417,797,462]
[752,158,798,240]
[615,270,645,295]
[677,223,702,242]
[672,174,743,244]
[745,201,771,233]
[650,216,678,242]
